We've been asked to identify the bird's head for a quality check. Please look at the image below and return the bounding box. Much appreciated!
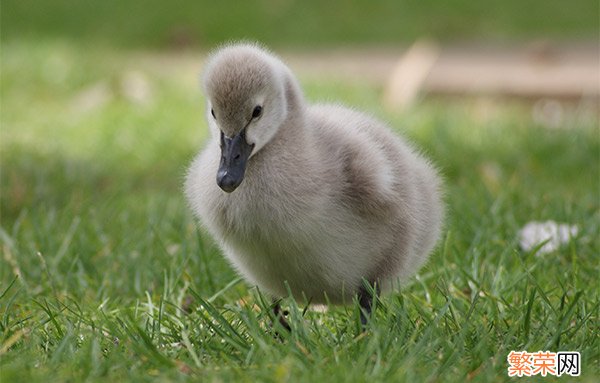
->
[203,44,291,193]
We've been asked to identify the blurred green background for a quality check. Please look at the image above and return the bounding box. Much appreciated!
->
[2,0,598,49]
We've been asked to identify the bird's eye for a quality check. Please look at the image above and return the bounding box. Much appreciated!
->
[252,105,262,119]
[211,108,216,119]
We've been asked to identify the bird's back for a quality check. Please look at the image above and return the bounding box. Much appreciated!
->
[304,103,444,287]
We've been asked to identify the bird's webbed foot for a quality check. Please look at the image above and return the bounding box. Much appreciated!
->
[358,281,379,327]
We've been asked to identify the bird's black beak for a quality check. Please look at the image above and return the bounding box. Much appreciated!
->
[216,128,254,193]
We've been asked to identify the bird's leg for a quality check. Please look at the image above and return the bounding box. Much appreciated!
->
[358,281,379,327]
[272,300,291,332]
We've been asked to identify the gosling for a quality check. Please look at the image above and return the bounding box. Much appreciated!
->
[185,43,444,325]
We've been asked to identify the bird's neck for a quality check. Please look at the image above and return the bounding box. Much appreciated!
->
[282,69,304,117]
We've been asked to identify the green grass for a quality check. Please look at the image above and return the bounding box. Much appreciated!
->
[1,41,599,382]
[2,0,598,49]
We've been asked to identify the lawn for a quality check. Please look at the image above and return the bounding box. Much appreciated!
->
[1,39,598,382]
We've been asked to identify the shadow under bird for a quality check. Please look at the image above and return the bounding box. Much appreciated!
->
[185,43,444,328]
